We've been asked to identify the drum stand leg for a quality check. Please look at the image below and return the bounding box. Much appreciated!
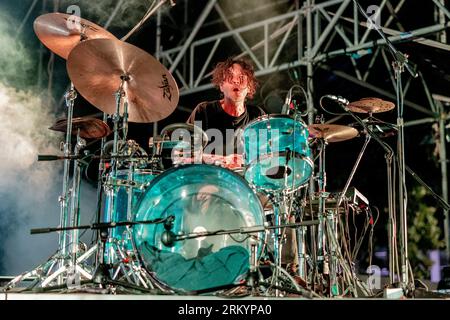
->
[38,134,95,289]
[297,226,308,281]
[316,139,327,272]
[325,210,339,296]
[108,228,157,290]
[247,240,260,295]
[314,138,336,295]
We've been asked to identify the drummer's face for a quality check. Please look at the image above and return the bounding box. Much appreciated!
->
[220,64,249,103]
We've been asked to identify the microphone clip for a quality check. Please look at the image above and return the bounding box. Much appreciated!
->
[164,215,175,231]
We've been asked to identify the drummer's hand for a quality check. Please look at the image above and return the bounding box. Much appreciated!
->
[225,153,243,169]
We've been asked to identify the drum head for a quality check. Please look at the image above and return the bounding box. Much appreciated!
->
[133,164,265,292]
[242,114,313,193]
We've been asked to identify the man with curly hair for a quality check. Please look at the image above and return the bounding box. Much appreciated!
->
[187,57,265,160]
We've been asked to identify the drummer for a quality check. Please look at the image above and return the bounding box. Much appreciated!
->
[186,57,265,167]
[186,57,299,277]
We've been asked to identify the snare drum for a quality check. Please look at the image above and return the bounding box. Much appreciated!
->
[242,114,313,193]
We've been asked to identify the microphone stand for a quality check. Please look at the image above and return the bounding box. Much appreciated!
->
[354,0,418,291]
[29,218,170,293]
[166,220,320,243]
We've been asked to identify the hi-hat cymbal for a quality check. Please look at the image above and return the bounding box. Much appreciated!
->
[49,117,111,139]
[34,13,117,59]
[67,38,179,123]
[347,97,395,113]
[308,124,358,142]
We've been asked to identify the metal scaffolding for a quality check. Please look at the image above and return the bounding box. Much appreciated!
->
[156,0,450,288]
[19,0,450,289]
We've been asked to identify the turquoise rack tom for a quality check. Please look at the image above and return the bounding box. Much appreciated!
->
[242,114,313,193]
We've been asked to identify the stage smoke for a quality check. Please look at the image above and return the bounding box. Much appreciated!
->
[59,0,169,29]
[0,13,97,276]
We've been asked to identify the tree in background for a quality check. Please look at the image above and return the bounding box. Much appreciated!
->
[407,185,444,280]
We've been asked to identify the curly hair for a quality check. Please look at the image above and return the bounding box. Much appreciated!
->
[211,57,258,98]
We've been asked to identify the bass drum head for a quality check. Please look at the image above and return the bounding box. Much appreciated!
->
[133,164,265,292]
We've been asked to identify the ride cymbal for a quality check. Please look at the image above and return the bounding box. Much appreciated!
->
[34,12,117,59]
[308,124,358,142]
[67,38,179,123]
[347,97,395,113]
[49,117,111,139]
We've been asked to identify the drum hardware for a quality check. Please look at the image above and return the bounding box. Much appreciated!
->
[335,132,371,209]
[65,40,179,281]
[304,187,369,216]
[355,1,418,292]
[5,132,97,290]
[159,219,319,244]
[5,84,83,290]
[5,14,120,290]
[160,218,319,296]
[308,116,376,296]
[151,123,208,170]
[335,97,400,286]
[25,216,173,293]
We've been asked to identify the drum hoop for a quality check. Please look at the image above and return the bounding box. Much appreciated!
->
[243,113,308,130]
[244,152,314,194]
[148,163,263,198]
[245,151,314,171]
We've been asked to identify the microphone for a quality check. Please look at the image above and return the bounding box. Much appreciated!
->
[323,94,349,106]
[281,90,292,114]
[161,230,176,247]
[161,215,176,247]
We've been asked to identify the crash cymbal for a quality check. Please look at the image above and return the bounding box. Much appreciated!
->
[67,38,179,123]
[347,97,395,113]
[49,117,111,139]
[308,124,358,142]
[34,13,117,59]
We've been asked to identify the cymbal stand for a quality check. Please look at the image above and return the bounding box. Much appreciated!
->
[56,83,77,283]
[69,132,86,267]
[3,84,80,290]
[314,137,340,296]
[40,131,95,287]
[269,194,284,297]
[111,76,129,176]
[5,83,104,290]
[94,112,109,267]
[341,106,399,286]
[103,76,129,249]
[102,76,153,287]
[316,138,327,274]
[103,77,127,264]
[22,218,171,293]
[336,129,370,209]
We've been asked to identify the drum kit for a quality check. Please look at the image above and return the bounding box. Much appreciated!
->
[5,13,398,298]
